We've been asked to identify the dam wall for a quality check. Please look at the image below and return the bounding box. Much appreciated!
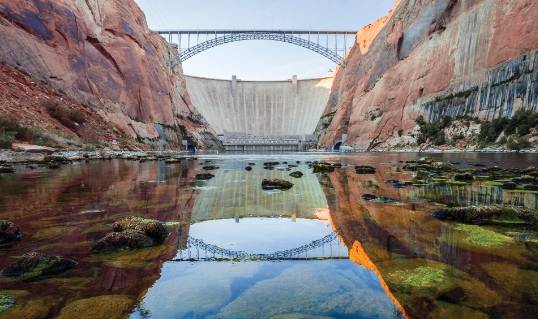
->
[185,75,334,136]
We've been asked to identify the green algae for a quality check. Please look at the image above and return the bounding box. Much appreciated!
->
[382,258,501,311]
[0,295,15,313]
[455,224,514,247]
[389,266,447,289]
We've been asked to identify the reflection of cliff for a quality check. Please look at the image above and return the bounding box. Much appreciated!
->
[191,165,328,222]
[0,161,201,318]
[320,167,538,318]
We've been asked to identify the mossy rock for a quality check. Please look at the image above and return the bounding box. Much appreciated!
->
[112,216,168,242]
[1,252,77,281]
[56,295,133,319]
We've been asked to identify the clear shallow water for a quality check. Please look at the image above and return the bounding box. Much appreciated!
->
[0,152,537,318]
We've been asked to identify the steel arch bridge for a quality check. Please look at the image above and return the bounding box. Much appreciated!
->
[157,30,356,66]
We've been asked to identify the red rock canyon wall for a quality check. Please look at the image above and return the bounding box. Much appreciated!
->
[315,0,538,150]
[0,0,221,149]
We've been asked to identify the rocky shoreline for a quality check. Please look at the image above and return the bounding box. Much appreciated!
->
[1,147,538,166]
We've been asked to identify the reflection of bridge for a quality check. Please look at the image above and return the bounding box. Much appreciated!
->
[157,30,356,65]
[174,233,348,261]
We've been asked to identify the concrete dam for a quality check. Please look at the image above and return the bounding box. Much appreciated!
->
[185,75,334,150]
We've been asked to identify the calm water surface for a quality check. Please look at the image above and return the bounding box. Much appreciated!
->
[0,153,537,318]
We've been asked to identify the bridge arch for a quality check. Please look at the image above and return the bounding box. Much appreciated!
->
[158,30,356,67]
[180,32,343,65]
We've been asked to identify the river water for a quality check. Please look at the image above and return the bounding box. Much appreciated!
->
[0,153,537,318]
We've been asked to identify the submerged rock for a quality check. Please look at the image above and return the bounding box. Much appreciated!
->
[202,165,219,170]
[92,230,154,253]
[0,165,15,174]
[164,158,182,164]
[195,173,215,181]
[432,206,537,225]
[289,171,303,178]
[501,182,518,190]
[262,179,293,191]
[112,216,168,242]
[0,220,21,245]
[361,194,378,201]
[454,173,474,181]
[1,251,77,281]
[263,162,280,166]
[355,165,376,174]
[245,166,252,171]
[312,162,335,173]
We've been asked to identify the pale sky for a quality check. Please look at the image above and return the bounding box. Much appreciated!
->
[135,0,393,80]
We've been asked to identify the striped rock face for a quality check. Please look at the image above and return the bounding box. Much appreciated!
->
[315,0,538,150]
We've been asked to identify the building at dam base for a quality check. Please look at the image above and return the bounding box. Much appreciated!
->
[185,75,333,150]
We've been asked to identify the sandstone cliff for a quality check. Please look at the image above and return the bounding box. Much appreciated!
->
[315,0,538,150]
[0,0,221,149]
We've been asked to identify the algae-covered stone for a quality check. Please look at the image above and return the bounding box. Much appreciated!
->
[289,171,303,178]
[92,229,154,253]
[56,295,133,319]
[112,216,168,242]
[1,251,77,281]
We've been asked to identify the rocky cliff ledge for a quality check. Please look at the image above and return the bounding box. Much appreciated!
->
[0,0,221,150]
[315,0,538,150]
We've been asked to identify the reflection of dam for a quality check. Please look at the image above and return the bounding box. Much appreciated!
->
[191,164,328,222]
[185,75,333,137]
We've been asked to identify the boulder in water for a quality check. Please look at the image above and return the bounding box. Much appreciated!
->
[289,171,303,178]
[262,179,293,191]
[355,165,376,174]
[112,216,168,242]
[196,173,215,181]
[92,230,154,253]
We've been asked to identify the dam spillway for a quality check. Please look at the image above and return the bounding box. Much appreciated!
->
[185,75,334,140]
